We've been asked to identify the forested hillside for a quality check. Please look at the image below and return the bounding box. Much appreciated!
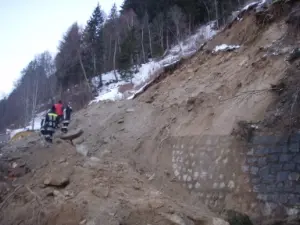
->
[0,0,250,132]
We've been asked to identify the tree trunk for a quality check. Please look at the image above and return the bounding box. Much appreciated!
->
[31,78,39,130]
[141,26,146,63]
[148,24,153,58]
[108,35,112,69]
[203,1,211,22]
[166,30,169,50]
[78,51,91,91]
[189,14,192,35]
[113,39,118,81]
[160,23,164,51]
[93,53,97,76]
[214,0,219,28]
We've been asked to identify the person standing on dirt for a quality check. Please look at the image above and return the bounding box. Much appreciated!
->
[41,105,59,143]
[61,102,73,133]
[54,100,64,125]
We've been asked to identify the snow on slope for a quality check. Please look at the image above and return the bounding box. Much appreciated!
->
[8,111,46,138]
[90,22,218,103]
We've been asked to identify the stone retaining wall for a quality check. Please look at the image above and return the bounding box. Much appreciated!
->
[162,134,300,220]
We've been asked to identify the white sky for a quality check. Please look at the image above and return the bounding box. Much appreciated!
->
[0,0,123,98]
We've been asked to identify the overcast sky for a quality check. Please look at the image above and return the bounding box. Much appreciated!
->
[0,0,123,98]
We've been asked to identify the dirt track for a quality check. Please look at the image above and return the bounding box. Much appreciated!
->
[1,4,299,225]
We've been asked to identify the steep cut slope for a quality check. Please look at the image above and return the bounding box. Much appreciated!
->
[1,1,300,225]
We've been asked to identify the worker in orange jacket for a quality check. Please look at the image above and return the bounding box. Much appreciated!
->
[54,100,63,125]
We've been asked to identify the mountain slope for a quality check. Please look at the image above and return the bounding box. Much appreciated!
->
[1,1,300,225]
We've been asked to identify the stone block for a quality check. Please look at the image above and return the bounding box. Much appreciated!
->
[294,155,300,163]
[279,194,289,204]
[280,154,293,162]
[289,143,300,153]
[266,184,276,192]
[258,157,267,166]
[290,133,300,143]
[288,194,299,205]
[277,182,284,191]
[254,147,269,156]
[296,185,300,193]
[253,184,268,193]
[252,136,276,145]
[267,155,279,163]
[257,194,268,201]
[263,175,276,184]
[277,172,289,182]
[289,172,300,181]
[242,165,249,173]
[284,181,295,192]
[246,149,254,156]
[247,158,257,164]
[270,165,282,175]
[271,146,285,153]
[276,136,288,145]
[251,178,260,184]
[266,194,277,202]
[283,163,296,171]
[250,166,259,175]
[259,166,269,178]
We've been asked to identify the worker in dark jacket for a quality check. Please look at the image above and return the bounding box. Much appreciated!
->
[61,103,73,133]
[41,105,59,143]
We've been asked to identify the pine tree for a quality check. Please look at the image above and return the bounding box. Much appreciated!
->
[84,3,105,86]
[118,27,139,82]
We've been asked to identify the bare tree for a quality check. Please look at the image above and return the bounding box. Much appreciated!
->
[168,5,186,53]
[214,0,219,28]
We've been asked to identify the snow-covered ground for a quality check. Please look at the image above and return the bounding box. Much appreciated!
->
[89,21,218,104]
[7,111,46,139]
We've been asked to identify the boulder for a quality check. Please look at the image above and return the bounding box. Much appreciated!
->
[76,144,89,157]
[60,129,83,141]
[222,210,253,225]
[43,170,71,188]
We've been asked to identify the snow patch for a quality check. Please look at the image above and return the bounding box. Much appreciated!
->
[242,1,259,11]
[213,44,240,53]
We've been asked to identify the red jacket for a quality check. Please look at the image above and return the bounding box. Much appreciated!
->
[54,103,63,116]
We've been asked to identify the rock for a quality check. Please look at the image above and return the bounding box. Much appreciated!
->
[160,213,195,225]
[99,149,111,158]
[76,144,89,157]
[73,136,84,145]
[59,157,67,163]
[210,218,230,225]
[91,187,109,198]
[149,199,164,209]
[222,210,253,225]
[11,162,18,168]
[148,173,155,181]
[60,129,83,141]
[126,108,135,113]
[117,118,124,124]
[80,220,87,225]
[63,190,74,198]
[43,173,70,188]
[90,157,101,162]
[287,48,300,63]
